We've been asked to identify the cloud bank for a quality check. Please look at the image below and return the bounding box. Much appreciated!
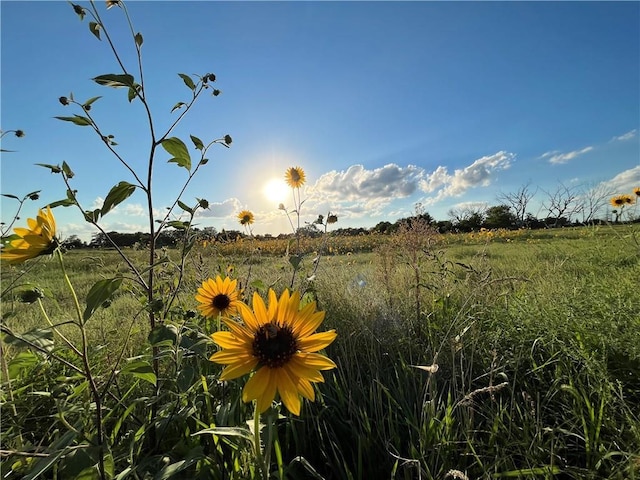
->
[541,146,594,165]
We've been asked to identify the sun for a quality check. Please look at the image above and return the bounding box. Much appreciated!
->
[263,178,288,204]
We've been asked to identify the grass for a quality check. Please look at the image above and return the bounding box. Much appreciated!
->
[1,224,639,479]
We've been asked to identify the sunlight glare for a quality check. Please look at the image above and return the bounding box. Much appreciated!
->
[263,178,289,204]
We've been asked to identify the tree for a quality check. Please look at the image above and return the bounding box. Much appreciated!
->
[484,205,517,229]
[497,181,537,227]
[576,182,615,224]
[541,183,582,227]
[447,205,486,232]
[62,234,86,249]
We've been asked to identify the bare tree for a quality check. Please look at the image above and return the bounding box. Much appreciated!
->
[541,182,582,227]
[497,181,537,226]
[576,182,615,224]
[447,204,486,231]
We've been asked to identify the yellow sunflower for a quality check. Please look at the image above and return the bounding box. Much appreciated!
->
[634,187,640,197]
[238,210,254,226]
[1,206,58,265]
[210,289,337,415]
[610,195,627,208]
[284,166,306,188]
[195,276,242,319]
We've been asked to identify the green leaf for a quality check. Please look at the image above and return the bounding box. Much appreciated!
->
[121,360,157,386]
[22,430,78,480]
[162,137,191,171]
[1,193,20,200]
[178,73,196,91]
[167,220,189,230]
[58,445,114,480]
[127,84,141,103]
[88,21,101,40]
[47,198,75,208]
[190,134,204,151]
[3,327,54,353]
[83,278,123,321]
[177,200,193,214]
[93,73,135,88]
[177,366,196,392]
[101,181,136,217]
[36,163,62,174]
[54,115,92,126]
[170,102,186,113]
[148,324,178,347]
[289,254,303,270]
[7,351,39,379]
[83,96,102,107]
[135,32,143,47]
[62,161,75,179]
[83,209,101,223]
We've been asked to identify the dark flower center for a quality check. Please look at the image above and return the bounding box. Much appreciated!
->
[291,170,300,182]
[253,323,298,368]
[212,294,231,311]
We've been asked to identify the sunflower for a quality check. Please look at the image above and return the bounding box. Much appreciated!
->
[1,206,58,265]
[634,187,640,197]
[610,195,627,208]
[195,276,242,319]
[284,166,306,189]
[210,289,336,415]
[238,210,254,226]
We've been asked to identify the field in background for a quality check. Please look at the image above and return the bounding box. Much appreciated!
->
[2,223,639,479]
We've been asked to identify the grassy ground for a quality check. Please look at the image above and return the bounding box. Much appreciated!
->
[1,224,639,479]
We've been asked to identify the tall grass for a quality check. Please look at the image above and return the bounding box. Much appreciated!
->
[2,225,639,478]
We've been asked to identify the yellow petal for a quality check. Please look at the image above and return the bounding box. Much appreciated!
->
[238,301,260,331]
[218,358,258,381]
[274,367,301,415]
[296,352,337,370]
[220,318,254,339]
[243,367,272,404]
[252,291,270,326]
[210,349,253,364]
[294,310,326,339]
[295,377,316,401]
[255,372,278,413]
[211,331,244,349]
[287,356,325,383]
[297,330,337,353]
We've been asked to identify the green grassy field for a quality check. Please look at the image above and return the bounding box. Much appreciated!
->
[1,224,639,479]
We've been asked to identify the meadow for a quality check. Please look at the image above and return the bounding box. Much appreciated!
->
[2,3,638,477]
[2,224,639,479]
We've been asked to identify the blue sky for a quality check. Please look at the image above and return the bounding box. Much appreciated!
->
[2,1,639,241]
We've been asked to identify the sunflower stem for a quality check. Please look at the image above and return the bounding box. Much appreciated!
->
[253,403,268,480]
[56,249,106,480]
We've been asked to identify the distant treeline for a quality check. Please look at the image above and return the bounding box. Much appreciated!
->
[62,204,633,249]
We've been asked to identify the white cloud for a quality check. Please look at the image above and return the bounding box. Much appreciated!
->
[545,146,594,164]
[196,198,242,218]
[600,165,640,192]
[610,129,637,142]
[311,163,423,203]
[420,151,514,199]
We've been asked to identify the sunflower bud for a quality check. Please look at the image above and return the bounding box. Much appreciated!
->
[19,288,45,304]
[213,89,221,96]
[59,96,69,106]
[327,214,338,224]
[15,130,25,138]
[224,134,232,145]
[72,3,85,16]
